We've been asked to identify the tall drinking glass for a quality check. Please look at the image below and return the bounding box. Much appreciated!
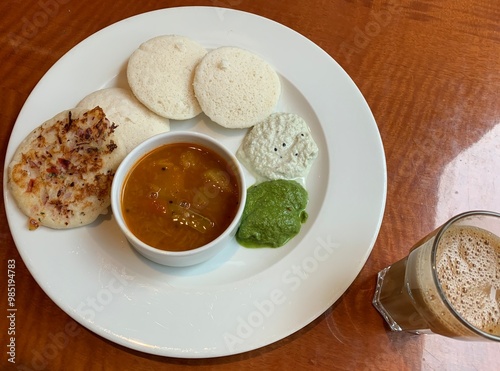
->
[373,210,500,341]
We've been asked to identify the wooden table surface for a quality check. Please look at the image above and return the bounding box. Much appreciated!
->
[1,0,499,370]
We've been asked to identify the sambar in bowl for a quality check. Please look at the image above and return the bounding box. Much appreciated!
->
[111,131,246,267]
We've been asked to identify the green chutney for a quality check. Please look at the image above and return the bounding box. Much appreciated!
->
[236,179,308,248]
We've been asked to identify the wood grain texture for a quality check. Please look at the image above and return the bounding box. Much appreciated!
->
[1,0,499,370]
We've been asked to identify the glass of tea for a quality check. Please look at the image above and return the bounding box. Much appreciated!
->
[373,210,500,341]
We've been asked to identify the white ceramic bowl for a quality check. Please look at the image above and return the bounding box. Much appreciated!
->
[111,131,246,267]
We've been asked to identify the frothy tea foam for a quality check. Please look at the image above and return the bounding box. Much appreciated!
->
[436,225,500,335]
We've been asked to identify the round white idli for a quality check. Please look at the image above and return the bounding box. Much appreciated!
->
[194,46,281,128]
[127,35,207,120]
[236,113,318,180]
[77,87,170,153]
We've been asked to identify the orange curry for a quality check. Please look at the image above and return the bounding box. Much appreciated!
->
[121,142,240,251]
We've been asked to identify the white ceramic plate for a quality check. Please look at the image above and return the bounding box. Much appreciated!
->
[3,7,386,358]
